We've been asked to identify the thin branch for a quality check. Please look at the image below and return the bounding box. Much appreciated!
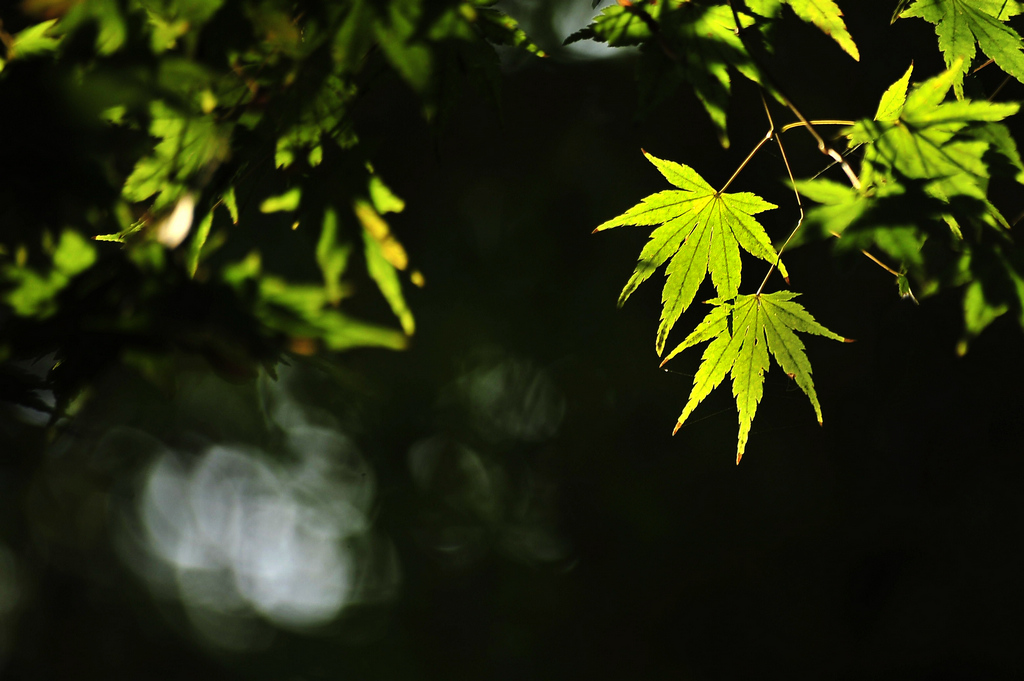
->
[718,128,774,194]
[859,249,901,276]
[779,120,855,134]
[757,93,800,294]
[988,75,1012,101]
[726,1,861,189]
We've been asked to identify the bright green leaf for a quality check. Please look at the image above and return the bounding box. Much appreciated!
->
[875,63,913,121]
[259,188,302,213]
[595,152,787,355]
[222,186,239,224]
[8,19,62,60]
[186,210,214,278]
[316,208,352,305]
[666,292,845,463]
[901,0,1024,98]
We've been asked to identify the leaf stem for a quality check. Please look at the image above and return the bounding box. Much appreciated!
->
[757,93,801,294]
[859,249,900,276]
[718,127,774,195]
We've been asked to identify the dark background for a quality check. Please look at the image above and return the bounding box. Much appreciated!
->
[2,1,1024,679]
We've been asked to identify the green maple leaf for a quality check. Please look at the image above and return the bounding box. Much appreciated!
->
[595,152,788,355]
[782,0,860,60]
[900,0,1024,98]
[848,61,1020,231]
[661,292,845,463]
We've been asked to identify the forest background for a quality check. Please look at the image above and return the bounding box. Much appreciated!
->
[1,0,1023,678]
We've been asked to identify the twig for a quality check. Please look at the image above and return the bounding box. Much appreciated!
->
[726,1,861,189]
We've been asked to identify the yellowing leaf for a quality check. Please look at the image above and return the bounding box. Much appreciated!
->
[665,292,845,463]
[354,200,408,270]
[363,228,415,335]
[595,152,788,355]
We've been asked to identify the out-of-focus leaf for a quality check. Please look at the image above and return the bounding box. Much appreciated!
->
[2,230,96,317]
[477,8,547,57]
[369,175,405,214]
[54,0,127,54]
[354,200,408,270]
[222,186,239,224]
[259,188,302,213]
[7,19,62,59]
[186,209,215,277]
[274,75,357,170]
[316,208,352,305]
[123,101,229,212]
[363,227,415,335]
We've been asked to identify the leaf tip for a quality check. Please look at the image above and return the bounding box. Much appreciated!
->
[735,451,743,465]
[843,337,856,343]
[672,421,681,436]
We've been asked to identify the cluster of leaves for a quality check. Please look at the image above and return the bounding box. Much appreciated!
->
[568,0,859,146]
[0,0,542,413]
[584,0,1024,461]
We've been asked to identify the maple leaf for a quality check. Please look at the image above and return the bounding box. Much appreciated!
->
[899,0,1024,98]
[840,62,1020,234]
[661,292,846,463]
[595,152,788,355]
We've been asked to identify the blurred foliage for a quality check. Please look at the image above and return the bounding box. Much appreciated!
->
[2,0,1024,677]
[0,0,543,414]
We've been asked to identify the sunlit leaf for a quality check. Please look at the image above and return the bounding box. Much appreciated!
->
[7,19,62,60]
[596,152,787,355]
[875,63,913,121]
[316,208,352,305]
[259,188,302,214]
[900,0,1024,98]
[363,228,415,335]
[665,292,845,463]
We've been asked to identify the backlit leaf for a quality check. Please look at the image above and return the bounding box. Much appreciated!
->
[900,0,1024,98]
[596,152,787,355]
[666,292,845,463]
